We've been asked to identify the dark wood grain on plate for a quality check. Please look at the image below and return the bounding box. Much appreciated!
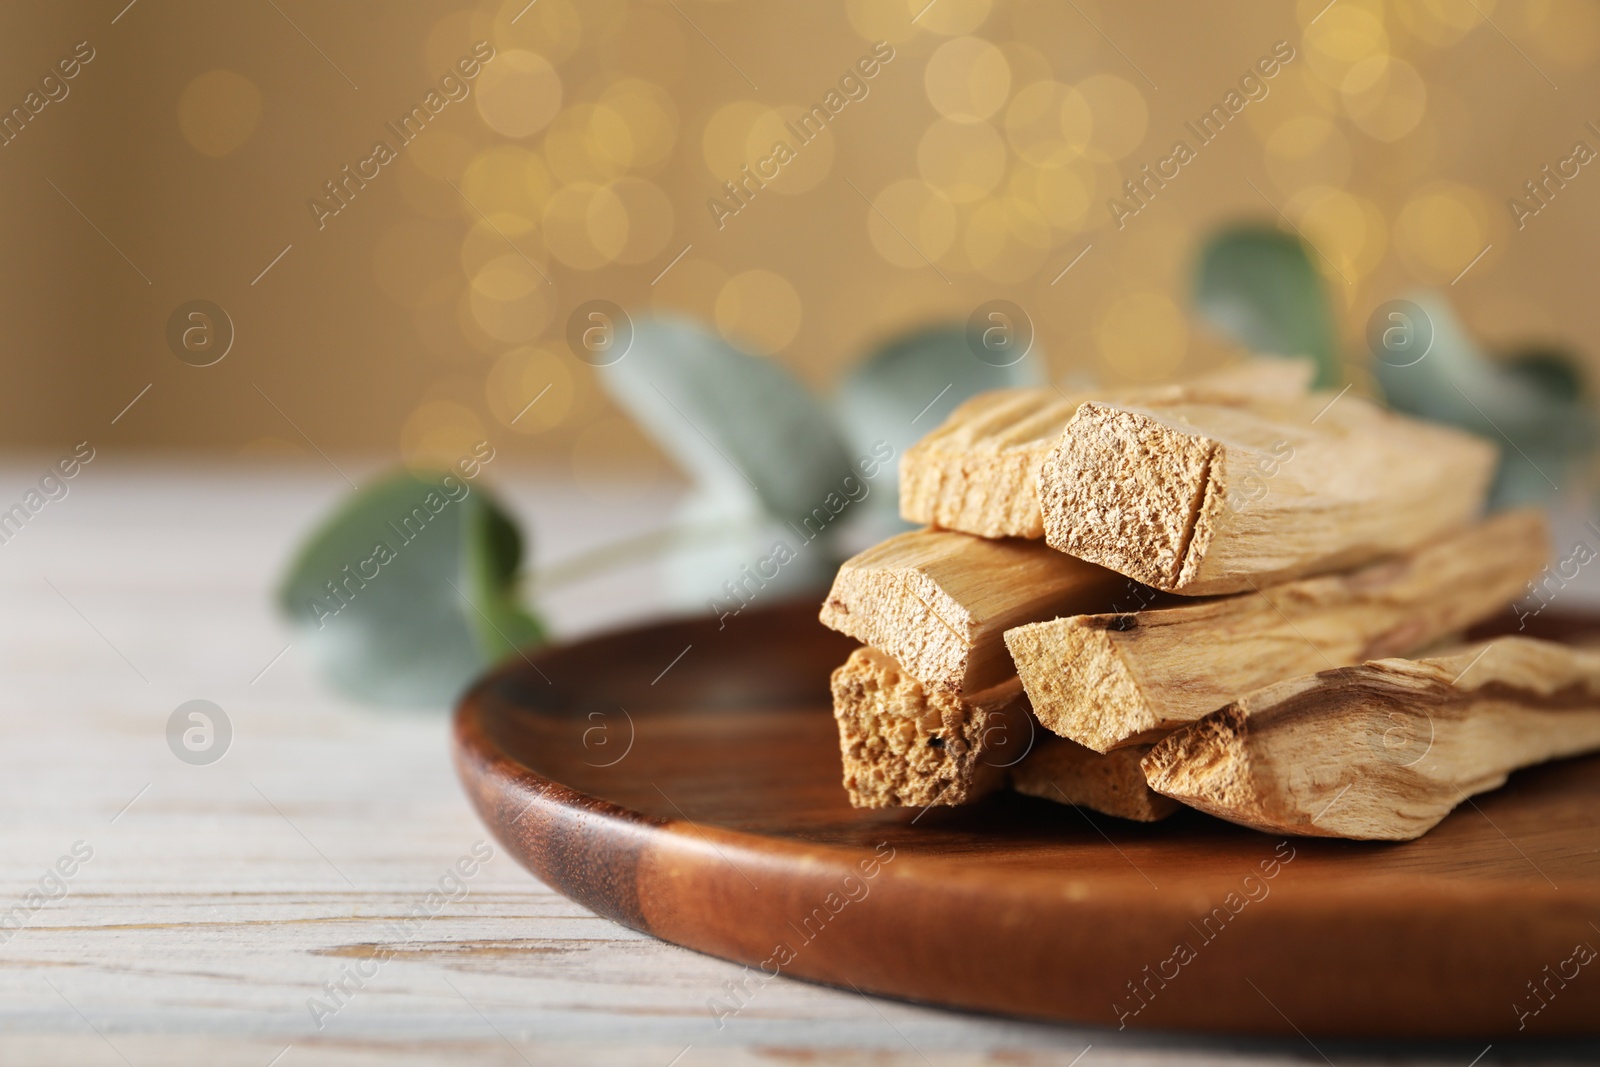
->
[453,601,1600,1037]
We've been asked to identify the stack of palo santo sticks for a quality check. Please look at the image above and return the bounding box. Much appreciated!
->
[820,358,1600,840]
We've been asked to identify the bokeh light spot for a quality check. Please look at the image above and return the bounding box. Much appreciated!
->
[178,70,262,158]
[1342,57,1427,142]
[470,254,554,342]
[715,270,803,354]
[1098,292,1188,381]
[1076,74,1147,162]
[400,400,488,469]
[542,183,630,269]
[487,346,574,432]
[867,180,959,267]
[924,36,1011,122]
[1396,182,1493,282]
[918,119,1007,202]
[475,50,562,139]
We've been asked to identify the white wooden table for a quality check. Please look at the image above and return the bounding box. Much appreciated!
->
[1,458,1591,1066]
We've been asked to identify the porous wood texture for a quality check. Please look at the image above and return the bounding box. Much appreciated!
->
[830,646,1027,808]
[1038,392,1498,595]
[458,601,1600,1037]
[1143,636,1600,840]
[1005,510,1548,752]
[1010,736,1178,822]
[817,527,1129,696]
[898,359,1314,539]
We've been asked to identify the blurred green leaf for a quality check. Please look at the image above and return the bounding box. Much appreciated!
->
[1505,348,1585,404]
[597,316,860,607]
[835,323,1043,539]
[659,486,842,611]
[462,488,545,659]
[278,470,543,707]
[597,316,856,527]
[1194,226,1341,387]
[1370,292,1593,508]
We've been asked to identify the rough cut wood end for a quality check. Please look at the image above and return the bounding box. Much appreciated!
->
[831,647,1024,808]
[1004,614,1163,753]
[1011,735,1178,822]
[898,389,1062,538]
[1139,704,1260,822]
[1041,401,1216,593]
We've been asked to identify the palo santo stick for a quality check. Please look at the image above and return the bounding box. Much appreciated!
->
[1005,510,1548,753]
[1141,636,1600,841]
[1011,736,1178,822]
[899,359,1314,539]
[831,646,1028,808]
[1038,392,1498,595]
[831,647,1166,817]
[819,528,1128,696]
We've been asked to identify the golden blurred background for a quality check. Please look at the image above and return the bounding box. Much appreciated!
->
[5,0,1600,491]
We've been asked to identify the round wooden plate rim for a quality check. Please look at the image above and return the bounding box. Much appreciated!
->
[460,711,1562,906]
[453,602,1600,1039]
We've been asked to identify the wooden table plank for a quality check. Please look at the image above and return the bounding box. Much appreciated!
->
[0,458,1591,1065]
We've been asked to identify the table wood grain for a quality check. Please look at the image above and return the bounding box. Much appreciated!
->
[2,458,1595,1065]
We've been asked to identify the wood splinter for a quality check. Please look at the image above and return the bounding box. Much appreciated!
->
[1141,637,1600,841]
[1004,510,1548,753]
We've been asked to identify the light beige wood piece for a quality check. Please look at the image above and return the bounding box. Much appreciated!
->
[1005,510,1548,753]
[898,359,1315,538]
[830,646,1029,808]
[1010,736,1178,822]
[1142,636,1600,840]
[818,528,1129,696]
[1037,392,1498,596]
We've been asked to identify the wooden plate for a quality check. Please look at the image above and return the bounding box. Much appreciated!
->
[453,602,1600,1038]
